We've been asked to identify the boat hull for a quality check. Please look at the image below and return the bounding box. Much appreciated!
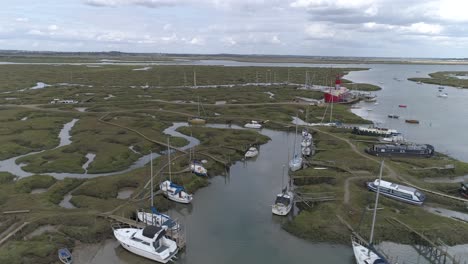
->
[367,182,423,206]
[189,118,206,125]
[115,233,178,263]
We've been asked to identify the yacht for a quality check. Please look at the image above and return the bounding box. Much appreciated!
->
[160,138,193,204]
[244,147,259,158]
[301,138,312,148]
[244,120,262,129]
[352,161,389,264]
[272,189,294,216]
[367,179,426,205]
[188,96,206,125]
[190,160,208,176]
[289,115,303,171]
[113,225,178,263]
[302,147,311,157]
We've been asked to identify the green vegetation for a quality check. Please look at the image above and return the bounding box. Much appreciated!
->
[408,71,468,88]
[0,172,16,184]
[342,79,381,91]
[15,175,57,193]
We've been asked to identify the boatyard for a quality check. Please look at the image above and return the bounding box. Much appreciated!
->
[0,59,468,264]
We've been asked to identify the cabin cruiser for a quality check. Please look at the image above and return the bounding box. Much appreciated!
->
[244,120,262,129]
[272,188,294,216]
[190,160,208,176]
[160,180,193,204]
[113,225,178,263]
[244,147,259,158]
[367,179,426,205]
[301,138,312,148]
[437,92,448,98]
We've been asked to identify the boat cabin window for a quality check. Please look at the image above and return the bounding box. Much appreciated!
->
[142,241,150,246]
[414,191,425,200]
[131,237,143,242]
[275,196,290,206]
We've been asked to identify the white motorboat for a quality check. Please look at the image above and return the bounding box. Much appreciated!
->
[160,180,193,204]
[160,139,193,204]
[272,189,294,216]
[244,120,262,129]
[351,161,389,264]
[113,225,178,263]
[244,147,259,158]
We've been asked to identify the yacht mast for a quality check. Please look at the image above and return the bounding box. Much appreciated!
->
[167,138,172,181]
[369,160,384,253]
[150,151,153,207]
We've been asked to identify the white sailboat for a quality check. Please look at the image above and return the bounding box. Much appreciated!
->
[244,146,259,158]
[289,117,303,171]
[138,152,181,231]
[272,165,294,216]
[189,147,208,176]
[160,139,193,204]
[113,225,178,263]
[351,161,389,264]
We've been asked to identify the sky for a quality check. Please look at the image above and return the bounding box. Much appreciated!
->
[1,0,468,58]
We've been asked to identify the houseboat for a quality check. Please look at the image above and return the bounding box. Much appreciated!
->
[367,179,426,205]
[366,143,434,157]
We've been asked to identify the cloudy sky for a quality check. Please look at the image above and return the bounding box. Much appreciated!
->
[1,0,468,57]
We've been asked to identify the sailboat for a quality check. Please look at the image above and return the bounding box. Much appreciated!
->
[189,96,206,125]
[160,138,193,204]
[113,225,178,263]
[244,146,259,158]
[351,161,389,264]
[289,117,303,171]
[189,147,208,176]
[272,165,294,216]
[138,153,180,231]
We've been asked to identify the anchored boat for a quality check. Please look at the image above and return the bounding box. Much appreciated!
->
[272,166,294,216]
[244,147,259,158]
[190,160,208,176]
[367,179,426,205]
[352,127,399,137]
[405,119,419,124]
[113,225,178,263]
[188,96,206,125]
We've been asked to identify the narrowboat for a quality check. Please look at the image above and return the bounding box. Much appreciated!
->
[367,179,426,205]
[366,144,434,157]
[352,127,399,137]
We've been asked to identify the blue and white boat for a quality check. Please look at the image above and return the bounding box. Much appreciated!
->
[367,179,426,205]
[190,160,208,176]
[138,207,180,231]
[58,248,72,264]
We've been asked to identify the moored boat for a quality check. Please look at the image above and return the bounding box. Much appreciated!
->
[244,120,262,129]
[460,183,468,198]
[366,143,434,157]
[190,160,208,176]
[137,208,180,231]
[113,225,178,263]
[367,179,426,205]
[189,96,206,125]
[272,189,294,216]
[244,147,259,158]
[398,104,407,108]
[405,119,419,124]
[289,155,303,172]
[352,127,399,137]
[437,92,448,98]
[387,114,399,119]
[160,180,193,204]
[301,138,312,148]
[58,248,72,264]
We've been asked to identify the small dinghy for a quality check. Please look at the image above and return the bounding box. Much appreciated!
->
[244,120,262,129]
[58,248,72,264]
[190,160,208,176]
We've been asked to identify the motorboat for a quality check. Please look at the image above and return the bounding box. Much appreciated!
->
[244,147,259,158]
[58,248,72,264]
[405,119,419,124]
[113,225,178,263]
[137,208,180,231]
[244,120,262,129]
[367,179,426,206]
[387,114,399,119]
[437,92,448,98]
[272,189,294,216]
[190,160,208,176]
[160,180,193,204]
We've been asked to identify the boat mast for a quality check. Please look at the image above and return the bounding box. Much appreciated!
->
[281,164,285,191]
[150,151,154,207]
[293,114,298,157]
[197,96,200,117]
[369,160,384,254]
[167,138,172,181]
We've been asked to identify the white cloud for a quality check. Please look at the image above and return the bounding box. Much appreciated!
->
[163,23,172,31]
[48,25,59,31]
[305,23,336,39]
[188,37,204,45]
[402,22,443,35]
[15,17,29,22]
